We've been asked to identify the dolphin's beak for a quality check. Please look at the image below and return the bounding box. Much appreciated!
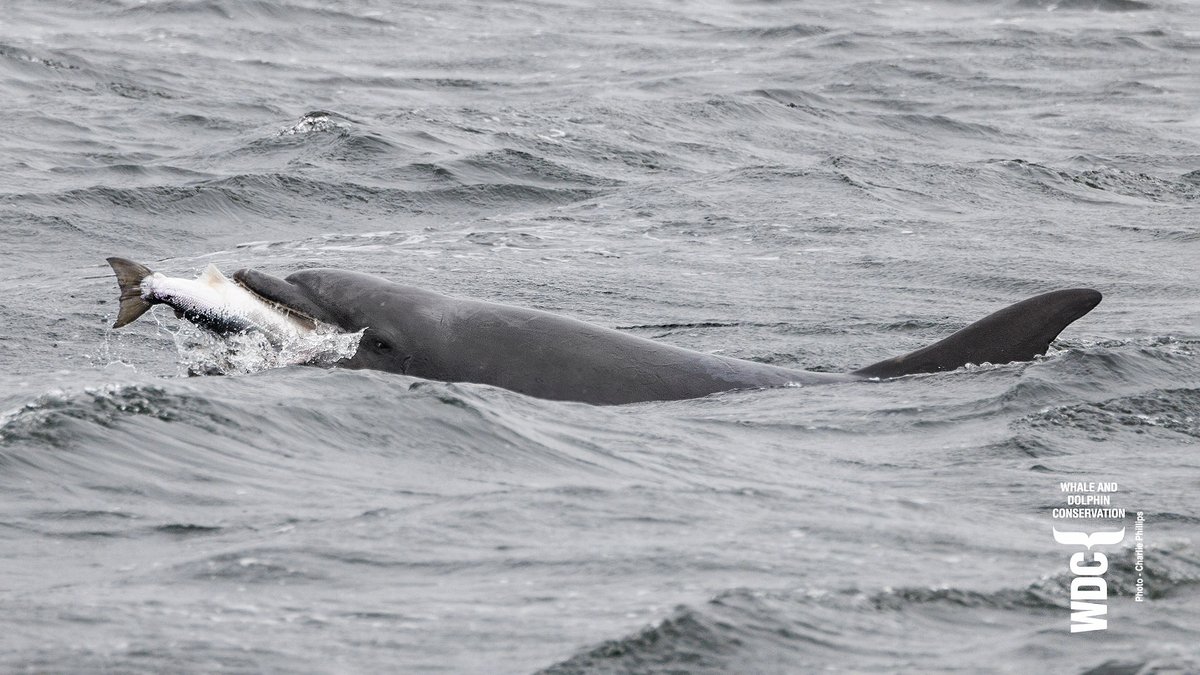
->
[234,268,333,325]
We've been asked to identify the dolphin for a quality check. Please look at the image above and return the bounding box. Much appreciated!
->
[229,267,1102,405]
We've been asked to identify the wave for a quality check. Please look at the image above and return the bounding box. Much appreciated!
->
[1021,387,1200,441]
[0,368,660,502]
[541,545,1200,673]
[987,159,1200,206]
[877,113,1017,141]
[112,0,397,26]
[712,23,829,40]
[7,173,602,226]
[1016,0,1153,11]
[802,154,1200,221]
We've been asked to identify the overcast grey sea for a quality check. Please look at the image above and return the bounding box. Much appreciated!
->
[2,0,1199,672]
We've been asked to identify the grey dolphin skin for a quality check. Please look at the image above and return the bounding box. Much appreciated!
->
[231,267,1102,405]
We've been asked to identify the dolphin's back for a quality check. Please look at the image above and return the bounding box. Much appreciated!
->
[425,299,845,404]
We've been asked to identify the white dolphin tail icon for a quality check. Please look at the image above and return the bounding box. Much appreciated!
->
[1052,528,1126,550]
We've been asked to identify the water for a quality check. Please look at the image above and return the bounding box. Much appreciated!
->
[2,0,1198,672]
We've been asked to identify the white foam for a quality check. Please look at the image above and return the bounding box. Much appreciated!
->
[173,322,363,377]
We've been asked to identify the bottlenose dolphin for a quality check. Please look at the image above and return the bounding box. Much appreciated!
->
[226,267,1101,405]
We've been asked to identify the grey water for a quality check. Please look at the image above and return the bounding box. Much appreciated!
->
[2,0,1199,672]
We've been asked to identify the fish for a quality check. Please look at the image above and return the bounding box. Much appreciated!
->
[106,257,317,343]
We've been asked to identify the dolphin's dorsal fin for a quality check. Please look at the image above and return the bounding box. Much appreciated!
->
[852,289,1102,379]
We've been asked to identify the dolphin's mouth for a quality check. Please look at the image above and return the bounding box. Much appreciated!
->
[233,268,331,327]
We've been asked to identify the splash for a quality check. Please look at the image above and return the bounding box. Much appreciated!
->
[163,317,363,377]
[278,110,347,136]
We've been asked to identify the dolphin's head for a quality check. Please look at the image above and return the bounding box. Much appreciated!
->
[234,267,427,374]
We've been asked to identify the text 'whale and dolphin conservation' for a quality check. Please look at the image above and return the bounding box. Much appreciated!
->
[106,257,1102,405]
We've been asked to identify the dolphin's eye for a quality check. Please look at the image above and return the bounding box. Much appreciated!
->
[373,338,392,351]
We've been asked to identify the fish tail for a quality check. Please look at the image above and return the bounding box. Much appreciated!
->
[106,257,155,328]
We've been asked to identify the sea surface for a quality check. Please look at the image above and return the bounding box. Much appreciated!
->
[2,0,1199,672]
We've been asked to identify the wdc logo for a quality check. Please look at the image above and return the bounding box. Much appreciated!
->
[1052,527,1126,633]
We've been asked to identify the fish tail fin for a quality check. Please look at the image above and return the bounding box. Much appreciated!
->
[106,257,155,328]
[852,289,1102,379]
